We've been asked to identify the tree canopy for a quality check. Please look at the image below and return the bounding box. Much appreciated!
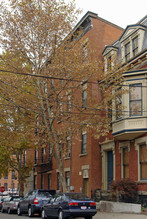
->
[0,0,125,193]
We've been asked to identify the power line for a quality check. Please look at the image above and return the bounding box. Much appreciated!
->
[0,78,147,114]
[0,69,147,87]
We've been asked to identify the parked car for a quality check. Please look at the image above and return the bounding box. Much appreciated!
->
[1,196,23,214]
[17,189,56,217]
[0,196,10,212]
[0,197,4,211]
[41,192,97,219]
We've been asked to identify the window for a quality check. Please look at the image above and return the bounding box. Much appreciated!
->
[132,36,138,56]
[34,149,38,164]
[129,84,142,116]
[81,133,87,154]
[82,90,87,108]
[4,175,8,179]
[57,173,61,191]
[51,79,54,89]
[82,40,88,63]
[65,137,71,157]
[123,148,129,178]
[59,102,63,118]
[41,174,44,189]
[107,56,112,70]
[107,100,112,123]
[4,183,8,191]
[49,106,53,118]
[41,148,45,163]
[116,88,122,120]
[11,171,15,180]
[23,150,26,165]
[140,144,147,180]
[65,172,70,192]
[48,174,51,189]
[11,181,15,190]
[67,95,71,112]
[125,42,130,62]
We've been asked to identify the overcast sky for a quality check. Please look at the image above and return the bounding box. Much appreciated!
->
[74,0,147,28]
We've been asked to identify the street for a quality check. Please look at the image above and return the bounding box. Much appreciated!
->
[0,213,40,219]
[0,211,147,219]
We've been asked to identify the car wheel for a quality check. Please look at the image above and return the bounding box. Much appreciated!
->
[17,206,22,216]
[58,210,64,219]
[28,206,34,217]
[8,208,11,214]
[42,209,47,219]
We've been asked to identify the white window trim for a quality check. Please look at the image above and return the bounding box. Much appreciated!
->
[121,28,145,63]
[135,136,147,181]
[100,140,115,190]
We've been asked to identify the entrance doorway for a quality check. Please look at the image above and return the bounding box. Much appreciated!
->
[83,178,89,196]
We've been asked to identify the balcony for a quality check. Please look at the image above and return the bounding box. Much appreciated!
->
[112,116,147,140]
[34,156,52,174]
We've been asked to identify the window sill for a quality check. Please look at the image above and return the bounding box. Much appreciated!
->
[79,153,88,157]
[136,180,147,184]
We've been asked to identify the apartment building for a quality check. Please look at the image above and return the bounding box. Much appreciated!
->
[102,15,147,199]
[0,171,18,195]
[31,11,124,197]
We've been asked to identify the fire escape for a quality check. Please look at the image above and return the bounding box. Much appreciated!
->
[34,154,52,174]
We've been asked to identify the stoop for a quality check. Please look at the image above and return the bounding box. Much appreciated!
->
[98,201,141,213]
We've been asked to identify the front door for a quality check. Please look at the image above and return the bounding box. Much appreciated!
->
[83,178,89,196]
[107,151,113,189]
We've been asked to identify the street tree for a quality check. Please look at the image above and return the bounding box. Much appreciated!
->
[0,0,125,192]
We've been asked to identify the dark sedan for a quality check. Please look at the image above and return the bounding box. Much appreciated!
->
[41,192,97,219]
[17,189,56,217]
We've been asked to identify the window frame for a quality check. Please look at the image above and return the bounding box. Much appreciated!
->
[82,90,87,108]
[81,132,87,154]
[65,171,70,192]
[122,147,129,179]
[115,87,122,120]
[139,144,147,180]
[129,83,142,117]
[11,171,15,180]
[132,36,138,56]
[125,42,130,62]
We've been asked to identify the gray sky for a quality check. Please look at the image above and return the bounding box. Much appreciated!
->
[74,0,147,28]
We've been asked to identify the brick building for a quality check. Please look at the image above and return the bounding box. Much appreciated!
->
[30,11,124,197]
[102,15,147,200]
[0,171,18,195]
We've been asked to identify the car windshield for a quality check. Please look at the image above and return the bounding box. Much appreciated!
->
[13,197,23,201]
[66,193,91,201]
[37,191,52,198]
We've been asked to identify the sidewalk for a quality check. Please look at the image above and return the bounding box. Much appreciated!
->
[93,211,147,219]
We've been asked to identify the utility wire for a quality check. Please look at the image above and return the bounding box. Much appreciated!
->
[0,69,147,87]
[0,78,147,114]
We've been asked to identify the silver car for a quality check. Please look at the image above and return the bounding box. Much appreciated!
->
[2,196,23,214]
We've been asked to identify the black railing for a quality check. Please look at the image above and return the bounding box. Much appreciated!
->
[34,156,52,174]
